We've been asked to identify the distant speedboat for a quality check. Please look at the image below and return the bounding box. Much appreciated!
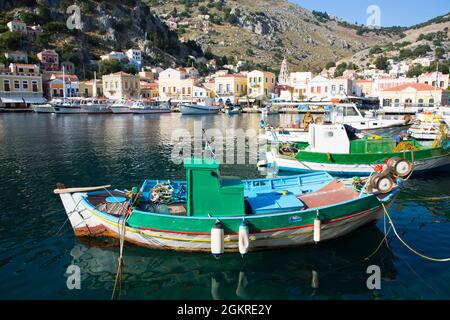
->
[130,101,172,114]
[80,98,112,114]
[110,100,133,114]
[180,100,221,115]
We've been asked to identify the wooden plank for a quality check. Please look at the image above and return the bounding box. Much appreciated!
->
[53,185,112,194]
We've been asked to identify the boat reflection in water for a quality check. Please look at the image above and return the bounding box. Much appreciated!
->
[69,225,396,299]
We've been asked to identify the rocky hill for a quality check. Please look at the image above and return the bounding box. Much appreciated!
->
[0,0,449,77]
[145,0,407,72]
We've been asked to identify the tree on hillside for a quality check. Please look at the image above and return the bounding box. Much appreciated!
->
[97,60,123,76]
[407,64,424,77]
[325,61,336,69]
[374,56,389,71]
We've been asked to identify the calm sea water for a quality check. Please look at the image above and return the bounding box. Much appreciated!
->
[0,112,449,300]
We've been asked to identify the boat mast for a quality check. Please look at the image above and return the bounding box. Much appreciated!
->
[62,65,66,100]
[93,71,97,98]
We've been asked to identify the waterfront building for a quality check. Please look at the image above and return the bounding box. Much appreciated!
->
[4,51,28,63]
[0,63,45,108]
[330,77,355,97]
[79,80,103,97]
[193,85,214,99]
[46,74,79,98]
[373,77,418,97]
[214,74,247,104]
[158,68,198,100]
[305,75,330,101]
[355,79,375,97]
[6,20,27,33]
[379,83,450,108]
[139,69,155,82]
[418,72,449,89]
[102,71,140,99]
[140,81,159,99]
[247,70,276,99]
[37,49,60,71]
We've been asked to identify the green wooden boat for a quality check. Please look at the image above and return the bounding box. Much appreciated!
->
[55,157,403,256]
[266,124,450,175]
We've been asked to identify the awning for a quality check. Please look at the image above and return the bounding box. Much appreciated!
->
[0,97,25,103]
[23,97,47,104]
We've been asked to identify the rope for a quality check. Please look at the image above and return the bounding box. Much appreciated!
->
[111,188,141,300]
[381,203,450,262]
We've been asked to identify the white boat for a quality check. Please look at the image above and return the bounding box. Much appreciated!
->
[264,104,407,143]
[52,98,84,114]
[408,112,449,140]
[180,98,221,115]
[261,106,279,116]
[110,99,133,114]
[32,103,55,113]
[379,105,438,115]
[80,98,112,114]
[130,100,172,114]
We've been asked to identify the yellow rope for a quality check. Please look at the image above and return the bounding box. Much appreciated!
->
[381,203,450,262]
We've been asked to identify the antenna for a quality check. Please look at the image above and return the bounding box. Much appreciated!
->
[202,129,216,159]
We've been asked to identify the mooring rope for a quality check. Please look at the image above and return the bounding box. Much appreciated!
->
[381,203,450,262]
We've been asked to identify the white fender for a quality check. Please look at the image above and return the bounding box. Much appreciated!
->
[238,221,250,256]
[211,222,224,259]
[313,215,321,243]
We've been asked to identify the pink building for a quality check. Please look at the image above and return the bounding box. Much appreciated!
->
[36,49,60,71]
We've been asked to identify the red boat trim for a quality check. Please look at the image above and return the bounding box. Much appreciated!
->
[137,206,379,236]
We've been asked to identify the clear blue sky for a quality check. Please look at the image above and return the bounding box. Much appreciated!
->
[293,0,450,27]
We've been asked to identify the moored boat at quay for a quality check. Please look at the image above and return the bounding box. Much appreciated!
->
[130,100,172,114]
[52,97,84,114]
[54,157,405,255]
[80,98,112,114]
[266,124,450,175]
[31,103,55,113]
[110,99,134,114]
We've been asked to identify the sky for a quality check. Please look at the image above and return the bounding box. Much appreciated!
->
[294,0,450,27]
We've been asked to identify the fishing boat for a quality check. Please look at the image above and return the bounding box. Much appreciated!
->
[130,100,172,114]
[54,157,406,255]
[266,124,450,175]
[110,99,134,114]
[408,112,449,141]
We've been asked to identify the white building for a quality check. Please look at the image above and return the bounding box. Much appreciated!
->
[126,49,142,69]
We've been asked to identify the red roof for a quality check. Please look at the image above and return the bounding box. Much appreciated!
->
[382,83,443,92]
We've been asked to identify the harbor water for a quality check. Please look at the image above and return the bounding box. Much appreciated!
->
[0,112,449,299]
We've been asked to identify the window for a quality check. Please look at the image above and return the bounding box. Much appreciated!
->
[265,77,268,83]
[32,81,38,92]
[317,86,321,94]
[429,98,435,106]
[22,81,28,90]
[346,107,358,116]
[3,80,10,91]
[339,84,344,93]
[440,81,444,88]
[218,84,223,93]
[182,87,185,95]
[418,98,424,106]
[331,85,336,93]
[394,99,400,107]
[188,87,191,95]
[383,99,392,107]
[226,84,231,93]
[14,80,20,89]
[162,87,166,93]
[311,87,314,93]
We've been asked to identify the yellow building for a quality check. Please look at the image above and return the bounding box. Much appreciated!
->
[79,80,104,97]
[102,71,140,99]
[0,63,45,108]
[158,68,198,100]
[140,82,159,99]
[247,70,276,99]
[214,74,247,104]
[380,83,450,108]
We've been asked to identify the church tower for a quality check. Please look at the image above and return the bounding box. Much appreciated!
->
[278,58,290,85]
